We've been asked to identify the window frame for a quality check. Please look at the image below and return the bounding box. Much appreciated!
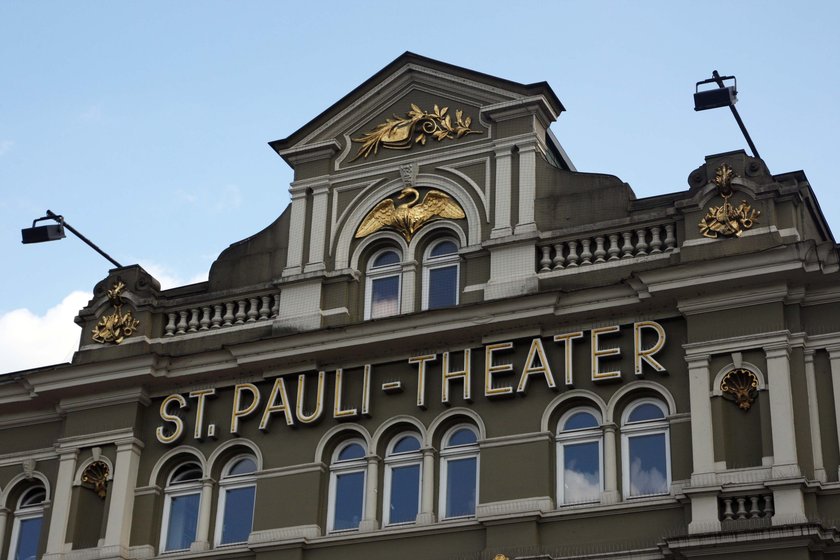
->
[364,248,403,320]
[213,454,258,547]
[556,407,604,506]
[421,238,460,311]
[620,398,671,499]
[382,433,423,527]
[327,439,368,534]
[160,461,203,553]
[8,485,46,560]
[438,424,479,520]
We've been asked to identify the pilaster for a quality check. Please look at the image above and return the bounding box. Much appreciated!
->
[416,448,436,525]
[359,456,379,532]
[491,148,512,238]
[804,350,826,482]
[46,449,78,554]
[190,478,215,551]
[304,182,330,273]
[515,143,537,235]
[104,439,143,549]
[283,187,308,277]
[601,424,619,504]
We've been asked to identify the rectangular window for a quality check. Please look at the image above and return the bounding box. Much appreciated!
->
[165,493,200,551]
[220,486,256,545]
[428,265,457,309]
[371,276,400,318]
[333,471,365,530]
[628,433,668,497]
[388,464,420,524]
[445,457,476,518]
[562,441,601,503]
[14,516,43,560]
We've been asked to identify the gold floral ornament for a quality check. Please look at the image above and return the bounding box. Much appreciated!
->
[91,281,140,344]
[81,461,110,498]
[351,104,482,161]
[355,187,465,242]
[698,164,760,238]
[720,368,759,411]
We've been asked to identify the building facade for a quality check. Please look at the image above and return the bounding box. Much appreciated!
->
[2,53,840,560]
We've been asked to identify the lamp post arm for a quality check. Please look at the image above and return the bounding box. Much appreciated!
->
[712,70,761,160]
[45,210,123,268]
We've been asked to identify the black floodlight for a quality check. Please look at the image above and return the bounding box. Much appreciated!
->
[21,209,123,268]
[694,70,761,159]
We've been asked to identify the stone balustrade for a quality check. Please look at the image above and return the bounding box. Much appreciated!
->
[537,222,677,273]
[164,293,281,336]
[720,494,774,522]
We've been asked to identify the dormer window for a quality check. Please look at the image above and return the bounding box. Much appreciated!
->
[365,248,402,319]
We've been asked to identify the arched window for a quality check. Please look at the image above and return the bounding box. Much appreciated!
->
[621,399,670,498]
[160,461,203,552]
[422,239,460,310]
[439,425,479,519]
[383,433,422,526]
[8,485,46,560]
[365,248,402,319]
[215,455,257,546]
[328,440,367,532]
[556,407,603,505]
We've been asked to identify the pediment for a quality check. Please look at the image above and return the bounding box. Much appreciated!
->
[269,52,564,170]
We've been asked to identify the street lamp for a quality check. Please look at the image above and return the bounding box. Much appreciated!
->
[21,209,123,268]
[694,70,761,160]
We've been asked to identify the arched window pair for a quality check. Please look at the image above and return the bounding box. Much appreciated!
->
[327,425,478,533]
[7,485,47,560]
[365,238,460,320]
[160,456,257,552]
[556,399,670,505]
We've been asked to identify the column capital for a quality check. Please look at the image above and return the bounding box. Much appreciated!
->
[764,345,791,360]
[827,345,840,359]
[685,354,711,368]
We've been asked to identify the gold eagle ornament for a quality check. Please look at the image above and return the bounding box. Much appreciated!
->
[355,187,465,242]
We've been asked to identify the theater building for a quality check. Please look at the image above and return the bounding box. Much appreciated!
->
[3,53,840,560]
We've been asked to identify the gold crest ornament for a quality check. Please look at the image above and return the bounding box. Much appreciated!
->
[91,281,140,344]
[720,368,759,411]
[698,164,760,238]
[355,187,465,242]
[351,104,482,161]
[81,461,110,498]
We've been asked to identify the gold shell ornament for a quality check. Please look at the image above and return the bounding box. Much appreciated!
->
[720,368,759,411]
[355,188,465,242]
[81,461,110,498]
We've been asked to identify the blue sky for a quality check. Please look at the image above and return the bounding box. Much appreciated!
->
[1,1,838,371]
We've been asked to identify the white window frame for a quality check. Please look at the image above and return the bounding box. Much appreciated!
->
[327,439,368,533]
[382,433,423,526]
[365,248,403,320]
[421,238,460,311]
[214,454,258,547]
[620,398,671,499]
[160,462,203,553]
[8,486,46,560]
[556,407,604,506]
[438,424,479,520]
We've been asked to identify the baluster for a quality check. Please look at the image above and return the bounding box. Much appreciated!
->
[635,228,648,256]
[607,233,620,261]
[621,232,634,258]
[649,225,663,254]
[664,223,676,251]
[749,496,761,518]
[259,296,271,320]
[271,294,281,319]
[735,497,747,519]
[223,302,235,327]
[187,308,199,333]
[580,238,592,265]
[593,236,606,263]
[763,495,774,517]
[722,498,735,520]
[211,304,223,329]
[566,241,579,267]
[176,310,188,335]
[247,298,259,323]
[235,300,247,324]
[199,306,211,331]
[539,246,552,272]
[165,313,176,337]
[552,243,565,270]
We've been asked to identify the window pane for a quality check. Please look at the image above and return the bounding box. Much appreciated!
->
[165,493,199,551]
[14,517,43,560]
[447,428,477,447]
[371,276,400,318]
[392,435,421,454]
[228,457,257,476]
[563,412,599,431]
[333,471,365,530]
[430,241,457,257]
[389,464,420,524]
[221,486,255,544]
[373,251,400,267]
[171,462,202,483]
[428,266,457,309]
[338,443,365,462]
[627,403,664,423]
[563,441,600,503]
[445,457,476,518]
[628,433,668,496]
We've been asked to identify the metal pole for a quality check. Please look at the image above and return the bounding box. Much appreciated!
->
[46,210,123,268]
[712,70,761,160]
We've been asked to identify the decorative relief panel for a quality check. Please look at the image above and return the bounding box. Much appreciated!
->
[720,367,759,411]
[698,164,760,239]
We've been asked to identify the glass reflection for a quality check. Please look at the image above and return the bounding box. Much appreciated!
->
[628,433,668,496]
[14,517,43,560]
[389,464,420,524]
[371,276,400,318]
[428,266,457,309]
[220,486,255,544]
[334,471,365,530]
[165,493,199,551]
[563,441,600,503]
[446,457,476,518]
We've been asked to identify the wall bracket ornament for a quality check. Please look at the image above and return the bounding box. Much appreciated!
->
[81,460,110,498]
[355,187,465,242]
[720,367,759,411]
[698,164,760,238]
[92,281,140,344]
[351,104,481,161]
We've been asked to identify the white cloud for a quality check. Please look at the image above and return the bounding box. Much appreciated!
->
[138,261,207,290]
[0,291,91,374]
[0,139,14,156]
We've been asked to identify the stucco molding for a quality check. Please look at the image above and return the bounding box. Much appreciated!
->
[370,415,427,454]
[479,431,552,450]
[147,445,207,487]
[72,454,114,487]
[474,496,554,520]
[313,423,373,463]
[57,388,150,414]
[711,361,767,397]
[55,428,139,452]
[540,390,609,433]
[605,380,677,424]
[677,283,790,316]
[426,407,486,446]
[248,524,321,545]
[0,471,52,509]
[206,438,264,475]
